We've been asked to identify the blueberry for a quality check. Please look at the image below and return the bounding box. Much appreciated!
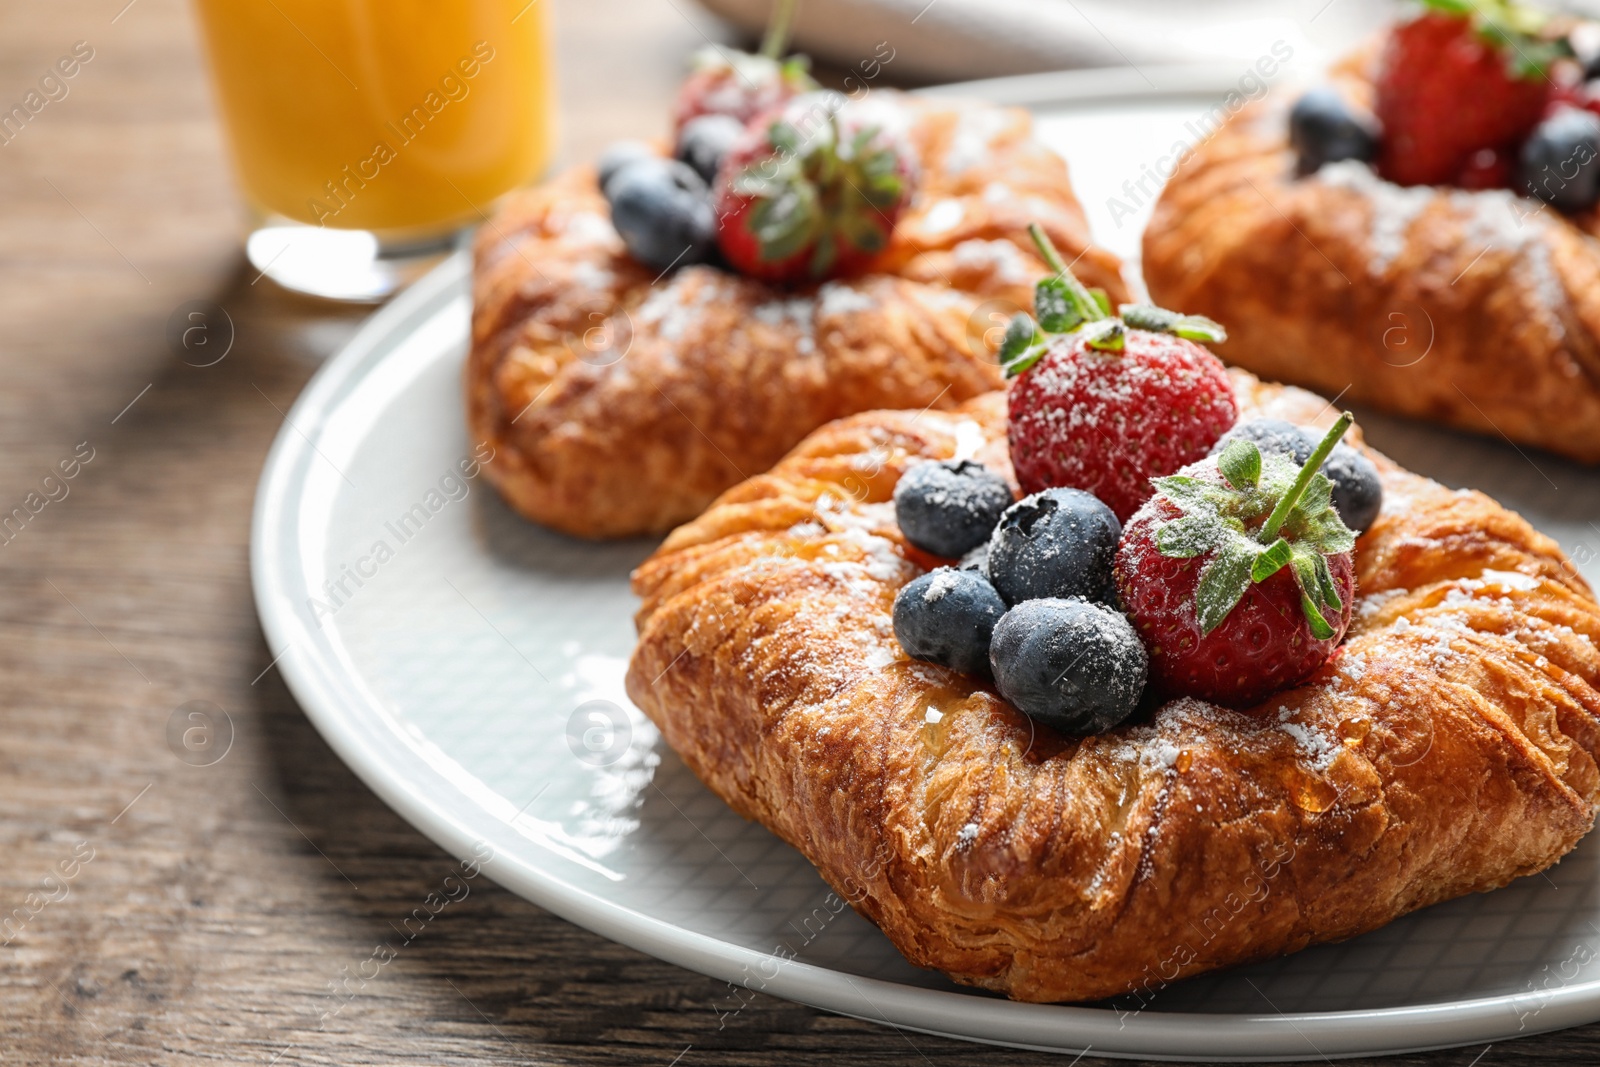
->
[892,568,1007,677]
[986,488,1120,606]
[1211,418,1314,465]
[1289,87,1379,177]
[989,598,1147,735]
[597,140,654,195]
[1212,419,1383,533]
[675,114,746,185]
[894,460,1013,559]
[1321,446,1383,534]
[958,541,989,578]
[1519,108,1600,214]
[605,158,718,272]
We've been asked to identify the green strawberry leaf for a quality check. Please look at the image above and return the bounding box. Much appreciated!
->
[999,314,1047,378]
[1251,537,1292,581]
[1118,304,1228,343]
[1170,314,1229,343]
[1034,278,1084,334]
[1310,551,1343,612]
[1082,319,1125,352]
[1290,547,1338,638]
[1118,304,1179,332]
[1195,542,1256,635]
[1299,470,1333,516]
[1298,590,1336,640]
[1151,474,1229,510]
[1090,288,1112,317]
[1218,439,1261,489]
[1155,515,1221,558]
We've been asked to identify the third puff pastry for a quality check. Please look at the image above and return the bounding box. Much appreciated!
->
[1143,50,1600,465]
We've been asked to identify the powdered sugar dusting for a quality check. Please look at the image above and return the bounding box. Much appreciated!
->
[818,282,877,318]
[923,199,965,235]
[944,105,1014,175]
[637,275,724,341]
[951,238,1034,284]
[563,211,615,245]
[952,419,985,460]
[1356,587,1408,621]
[923,569,960,603]
[1482,569,1538,591]
[1317,161,1432,275]
[570,260,614,290]
[1279,718,1339,771]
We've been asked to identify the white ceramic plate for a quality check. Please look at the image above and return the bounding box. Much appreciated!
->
[252,69,1600,1061]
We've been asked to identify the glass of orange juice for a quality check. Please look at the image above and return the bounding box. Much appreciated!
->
[191,0,555,301]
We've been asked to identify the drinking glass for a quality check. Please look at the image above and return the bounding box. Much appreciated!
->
[191,0,555,301]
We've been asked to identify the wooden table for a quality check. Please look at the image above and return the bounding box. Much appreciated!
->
[2,0,1596,1063]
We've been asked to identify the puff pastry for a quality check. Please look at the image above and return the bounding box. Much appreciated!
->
[1142,54,1600,465]
[468,95,1126,538]
[626,370,1600,1003]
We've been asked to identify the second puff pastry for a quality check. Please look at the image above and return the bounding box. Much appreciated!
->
[469,94,1126,539]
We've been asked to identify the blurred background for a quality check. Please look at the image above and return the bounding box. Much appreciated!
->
[11,0,1558,1063]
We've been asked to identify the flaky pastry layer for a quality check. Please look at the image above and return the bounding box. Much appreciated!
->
[1143,54,1600,464]
[626,371,1600,1002]
[469,94,1126,538]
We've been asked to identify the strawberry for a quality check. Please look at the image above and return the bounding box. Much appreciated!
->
[1456,146,1515,188]
[1003,225,1238,524]
[672,50,816,134]
[670,0,815,132]
[713,95,916,283]
[1375,2,1565,187]
[1114,417,1360,707]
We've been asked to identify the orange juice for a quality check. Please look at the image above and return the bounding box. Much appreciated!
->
[191,0,554,236]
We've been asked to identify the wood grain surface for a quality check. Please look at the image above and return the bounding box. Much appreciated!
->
[1,0,1596,1064]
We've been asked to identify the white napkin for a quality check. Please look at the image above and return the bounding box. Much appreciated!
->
[693,0,1398,83]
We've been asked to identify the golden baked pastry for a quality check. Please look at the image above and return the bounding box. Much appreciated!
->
[625,369,1600,1003]
[1142,52,1600,465]
[468,95,1126,539]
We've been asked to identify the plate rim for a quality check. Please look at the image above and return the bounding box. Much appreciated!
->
[250,72,1600,1061]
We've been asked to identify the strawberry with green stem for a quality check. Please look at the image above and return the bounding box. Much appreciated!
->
[1376,0,1570,187]
[1004,224,1238,522]
[672,0,818,133]
[1114,415,1361,707]
[713,95,916,282]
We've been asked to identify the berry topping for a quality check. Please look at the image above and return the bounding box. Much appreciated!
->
[892,567,1007,677]
[670,0,816,133]
[1116,416,1361,707]
[604,158,718,272]
[675,113,747,185]
[713,94,916,283]
[1456,146,1516,189]
[1519,105,1600,211]
[1289,87,1380,176]
[987,488,1120,607]
[597,140,654,196]
[988,598,1148,735]
[1375,1,1564,187]
[893,459,1013,559]
[1210,418,1384,533]
[1005,225,1238,523]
